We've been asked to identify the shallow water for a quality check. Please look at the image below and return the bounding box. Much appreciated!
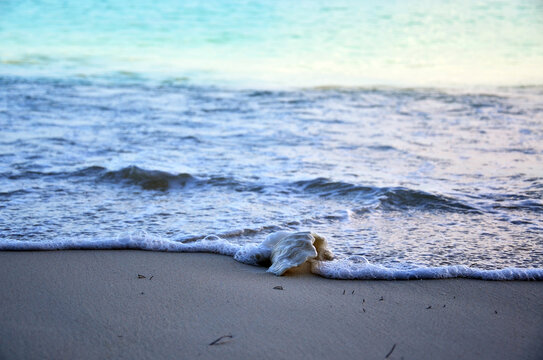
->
[1,76,542,278]
[1,0,542,279]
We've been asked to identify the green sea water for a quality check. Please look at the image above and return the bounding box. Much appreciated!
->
[1,0,542,87]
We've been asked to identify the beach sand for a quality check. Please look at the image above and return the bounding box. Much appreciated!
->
[1,251,542,360]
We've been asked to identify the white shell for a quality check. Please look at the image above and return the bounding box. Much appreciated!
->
[264,231,334,276]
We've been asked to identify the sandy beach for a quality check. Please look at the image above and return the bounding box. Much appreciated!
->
[0,251,542,360]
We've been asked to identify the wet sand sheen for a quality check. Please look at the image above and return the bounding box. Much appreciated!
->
[1,251,542,360]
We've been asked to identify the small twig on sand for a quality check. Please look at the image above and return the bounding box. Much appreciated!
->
[149,276,154,280]
[385,343,396,358]
[209,335,233,346]
[343,289,345,295]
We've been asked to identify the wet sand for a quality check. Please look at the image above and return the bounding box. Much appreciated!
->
[1,251,542,360]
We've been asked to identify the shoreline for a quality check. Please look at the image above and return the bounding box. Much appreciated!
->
[1,250,542,359]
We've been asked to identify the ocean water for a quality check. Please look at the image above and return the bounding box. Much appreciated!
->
[1,0,543,279]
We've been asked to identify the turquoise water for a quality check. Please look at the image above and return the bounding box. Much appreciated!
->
[1,0,542,87]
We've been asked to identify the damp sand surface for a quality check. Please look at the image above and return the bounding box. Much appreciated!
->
[1,251,542,360]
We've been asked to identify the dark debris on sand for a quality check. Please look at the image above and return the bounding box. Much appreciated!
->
[209,335,234,346]
[385,343,396,358]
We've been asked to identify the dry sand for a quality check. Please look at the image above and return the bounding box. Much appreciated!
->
[0,250,542,360]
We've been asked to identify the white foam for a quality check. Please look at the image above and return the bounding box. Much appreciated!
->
[0,234,240,256]
[233,243,271,266]
[2,232,542,280]
[311,259,543,280]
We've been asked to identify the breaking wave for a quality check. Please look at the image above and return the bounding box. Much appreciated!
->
[293,178,479,212]
[1,166,489,212]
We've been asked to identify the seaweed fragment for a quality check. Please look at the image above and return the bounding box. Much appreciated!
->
[385,343,396,358]
[209,335,233,346]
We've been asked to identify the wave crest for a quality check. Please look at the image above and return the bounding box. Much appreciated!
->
[101,166,195,190]
[294,178,477,212]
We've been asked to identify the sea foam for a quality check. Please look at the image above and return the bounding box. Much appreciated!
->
[311,259,543,281]
[0,234,240,256]
[1,232,542,280]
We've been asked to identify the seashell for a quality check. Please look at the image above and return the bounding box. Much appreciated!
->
[265,231,334,276]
